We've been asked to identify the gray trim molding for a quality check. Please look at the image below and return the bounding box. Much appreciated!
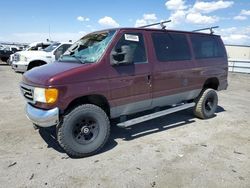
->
[110,89,201,118]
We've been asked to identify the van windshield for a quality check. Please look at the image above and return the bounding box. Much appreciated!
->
[59,30,116,64]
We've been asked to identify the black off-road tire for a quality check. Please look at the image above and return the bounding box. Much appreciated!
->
[57,104,110,157]
[194,88,218,119]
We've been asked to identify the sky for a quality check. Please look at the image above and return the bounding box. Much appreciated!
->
[0,0,250,45]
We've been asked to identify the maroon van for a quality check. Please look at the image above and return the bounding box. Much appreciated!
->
[20,25,228,157]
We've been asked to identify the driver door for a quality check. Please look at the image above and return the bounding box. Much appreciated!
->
[108,31,152,118]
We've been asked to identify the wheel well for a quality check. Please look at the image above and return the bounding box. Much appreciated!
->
[65,95,110,117]
[28,60,47,70]
[203,77,219,90]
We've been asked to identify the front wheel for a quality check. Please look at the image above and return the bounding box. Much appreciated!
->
[57,104,110,157]
[194,88,218,119]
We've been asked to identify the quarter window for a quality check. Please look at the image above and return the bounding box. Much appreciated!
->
[152,32,191,62]
[190,35,224,59]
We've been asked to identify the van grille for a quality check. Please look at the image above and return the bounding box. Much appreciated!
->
[20,84,34,103]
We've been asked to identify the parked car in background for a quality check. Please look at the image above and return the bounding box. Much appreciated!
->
[0,46,19,62]
[20,26,228,157]
[8,41,52,65]
[25,41,52,51]
[12,42,72,72]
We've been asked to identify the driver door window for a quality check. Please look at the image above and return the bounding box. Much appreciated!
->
[110,33,147,65]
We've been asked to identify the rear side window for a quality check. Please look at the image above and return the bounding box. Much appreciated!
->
[152,32,191,62]
[191,35,224,59]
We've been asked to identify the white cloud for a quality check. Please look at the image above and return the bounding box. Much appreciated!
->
[1,32,89,43]
[143,14,157,21]
[98,16,119,27]
[234,15,247,20]
[241,9,250,16]
[135,19,147,27]
[135,13,157,27]
[77,16,90,22]
[222,34,250,44]
[165,0,187,10]
[193,0,234,14]
[77,16,84,21]
[168,10,186,28]
[186,12,219,24]
[133,1,233,29]
[218,26,250,45]
[219,27,237,34]
[234,9,250,20]
[163,0,233,27]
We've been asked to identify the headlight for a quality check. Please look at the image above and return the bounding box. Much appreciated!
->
[34,88,58,104]
[20,55,28,62]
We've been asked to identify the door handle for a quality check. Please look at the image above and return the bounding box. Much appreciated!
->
[147,75,152,87]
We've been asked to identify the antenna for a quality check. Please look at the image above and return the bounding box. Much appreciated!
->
[192,26,219,34]
[48,24,51,41]
[139,20,171,29]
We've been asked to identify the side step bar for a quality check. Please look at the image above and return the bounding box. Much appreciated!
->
[117,102,195,128]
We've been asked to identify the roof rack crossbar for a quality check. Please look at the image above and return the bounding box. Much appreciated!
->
[139,20,171,29]
[192,26,219,34]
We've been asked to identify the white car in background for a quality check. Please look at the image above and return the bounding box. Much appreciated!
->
[8,41,52,65]
[25,41,52,51]
[12,42,72,72]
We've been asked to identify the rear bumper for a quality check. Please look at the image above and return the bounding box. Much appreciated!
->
[26,104,59,127]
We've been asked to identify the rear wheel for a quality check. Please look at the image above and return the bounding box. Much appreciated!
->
[194,88,218,119]
[57,104,110,157]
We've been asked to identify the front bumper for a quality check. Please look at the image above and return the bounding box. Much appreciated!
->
[26,104,59,127]
[12,61,28,72]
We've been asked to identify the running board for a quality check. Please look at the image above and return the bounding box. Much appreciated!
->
[117,102,195,128]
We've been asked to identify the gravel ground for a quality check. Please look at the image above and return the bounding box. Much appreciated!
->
[0,61,249,188]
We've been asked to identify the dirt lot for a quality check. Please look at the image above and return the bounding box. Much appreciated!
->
[0,61,249,188]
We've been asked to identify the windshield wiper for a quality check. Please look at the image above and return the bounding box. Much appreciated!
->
[59,54,84,64]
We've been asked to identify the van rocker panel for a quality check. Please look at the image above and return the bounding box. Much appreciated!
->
[110,89,201,118]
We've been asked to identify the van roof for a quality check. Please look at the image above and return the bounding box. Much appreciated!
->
[119,27,220,36]
[93,27,221,37]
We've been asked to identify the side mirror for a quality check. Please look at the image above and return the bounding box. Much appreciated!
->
[111,45,134,66]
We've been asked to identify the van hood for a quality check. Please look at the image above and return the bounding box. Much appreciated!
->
[22,62,86,86]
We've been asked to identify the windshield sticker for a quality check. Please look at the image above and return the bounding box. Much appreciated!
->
[125,34,139,42]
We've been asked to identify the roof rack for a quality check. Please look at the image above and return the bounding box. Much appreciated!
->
[192,26,219,34]
[139,20,171,30]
